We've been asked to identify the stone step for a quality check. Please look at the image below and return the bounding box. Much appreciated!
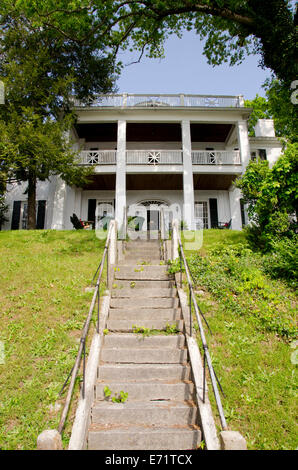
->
[116,265,168,273]
[113,280,175,289]
[125,248,161,260]
[101,348,188,364]
[96,381,194,401]
[111,288,177,298]
[108,308,181,321]
[110,297,179,309]
[125,241,160,248]
[88,425,201,450]
[98,363,191,381]
[103,333,185,349]
[106,319,183,332]
[91,401,198,427]
[121,259,162,265]
[115,270,172,281]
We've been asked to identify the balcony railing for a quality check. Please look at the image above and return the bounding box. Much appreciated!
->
[79,149,241,166]
[74,93,243,108]
[192,150,241,165]
[126,150,183,165]
[80,150,116,165]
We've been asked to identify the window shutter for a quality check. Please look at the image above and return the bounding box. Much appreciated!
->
[11,201,21,230]
[36,200,46,229]
[240,199,246,227]
[209,198,218,229]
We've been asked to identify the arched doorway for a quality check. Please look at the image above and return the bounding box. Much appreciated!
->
[136,200,169,231]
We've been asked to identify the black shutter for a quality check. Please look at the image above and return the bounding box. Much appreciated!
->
[36,200,46,229]
[209,198,218,229]
[11,201,21,230]
[88,199,96,223]
[240,199,246,227]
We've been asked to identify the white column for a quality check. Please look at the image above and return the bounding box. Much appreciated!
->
[237,120,251,171]
[229,185,242,231]
[74,188,82,219]
[51,176,66,230]
[181,120,195,230]
[115,120,126,232]
[64,185,76,229]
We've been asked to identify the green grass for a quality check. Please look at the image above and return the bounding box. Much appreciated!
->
[0,230,105,450]
[180,230,298,450]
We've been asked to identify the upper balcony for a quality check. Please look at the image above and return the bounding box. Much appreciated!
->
[74,93,244,109]
[79,149,241,167]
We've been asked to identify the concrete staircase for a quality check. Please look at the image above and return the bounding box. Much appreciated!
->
[87,240,201,450]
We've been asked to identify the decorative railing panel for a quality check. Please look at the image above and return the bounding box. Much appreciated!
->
[80,150,116,165]
[126,150,183,165]
[192,150,241,165]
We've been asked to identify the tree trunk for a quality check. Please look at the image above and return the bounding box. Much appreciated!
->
[27,171,37,230]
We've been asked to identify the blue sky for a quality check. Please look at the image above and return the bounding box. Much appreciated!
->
[116,30,271,100]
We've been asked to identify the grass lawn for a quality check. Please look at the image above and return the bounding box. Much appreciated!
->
[0,230,105,450]
[182,229,298,450]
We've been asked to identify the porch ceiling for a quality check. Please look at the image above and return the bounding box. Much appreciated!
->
[75,122,233,143]
[193,173,237,190]
[190,123,233,142]
[82,174,116,190]
[126,174,183,190]
[75,123,117,141]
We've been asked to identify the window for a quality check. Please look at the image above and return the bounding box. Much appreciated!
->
[195,202,208,229]
[11,200,46,230]
[258,149,267,161]
[240,199,247,227]
[251,149,267,161]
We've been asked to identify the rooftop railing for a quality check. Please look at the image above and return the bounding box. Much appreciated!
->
[74,93,244,108]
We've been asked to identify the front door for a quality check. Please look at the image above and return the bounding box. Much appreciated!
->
[95,200,114,230]
[147,210,160,231]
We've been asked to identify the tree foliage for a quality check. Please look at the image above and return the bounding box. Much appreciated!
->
[6,1,296,87]
[0,3,118,228]
[245,80,298,142]
[236,143,298,250]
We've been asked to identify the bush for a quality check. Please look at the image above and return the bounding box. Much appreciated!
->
[263,236,298,287]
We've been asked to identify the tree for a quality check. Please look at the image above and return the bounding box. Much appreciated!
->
[0,8,117,229]
[245,80,298,142]
[236,142,298,249]
[8,1,297,87]
[0,109,93,229]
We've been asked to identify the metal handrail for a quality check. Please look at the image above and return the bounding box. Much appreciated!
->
[171,221,228,431]
[57,222,114,434]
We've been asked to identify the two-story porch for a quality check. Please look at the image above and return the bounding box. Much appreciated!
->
[64,94,251,232]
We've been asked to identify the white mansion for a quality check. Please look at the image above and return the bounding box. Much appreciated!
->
[3,93,282,232]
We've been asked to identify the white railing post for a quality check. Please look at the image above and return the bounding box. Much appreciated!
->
[172,219,179,260]
[108,220,117,266]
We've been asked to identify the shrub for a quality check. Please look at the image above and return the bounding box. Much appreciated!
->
[263,236,298,287]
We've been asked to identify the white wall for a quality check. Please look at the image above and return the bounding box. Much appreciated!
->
[3,179,54,230]
[79,189,232,229]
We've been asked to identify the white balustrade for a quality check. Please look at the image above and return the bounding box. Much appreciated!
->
[192,150,241,165]
[79,149,241,166]
[80,150,117,165]
[74,93,242,108]
[126,150,183,165]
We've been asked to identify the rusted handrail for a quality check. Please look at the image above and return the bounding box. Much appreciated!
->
[171,220,228,431]
[57,221,115,434]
